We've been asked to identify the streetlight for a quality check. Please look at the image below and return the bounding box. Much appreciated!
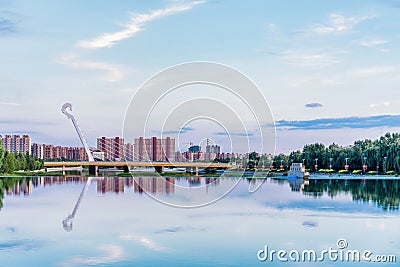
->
[315,158,318,171]
[345,158,349,171]
[302,158,305,167]
[329,158,333,170]
[280,159,284,169]
[362,156,367,173]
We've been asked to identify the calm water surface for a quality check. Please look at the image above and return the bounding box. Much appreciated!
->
[0,176,399,266]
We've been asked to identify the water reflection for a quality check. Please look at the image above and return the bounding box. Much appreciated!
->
[302,179,400,211]
[1,176,400,266]
[1,176,400,212]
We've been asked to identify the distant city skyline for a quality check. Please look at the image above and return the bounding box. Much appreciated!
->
[1,1,400,153]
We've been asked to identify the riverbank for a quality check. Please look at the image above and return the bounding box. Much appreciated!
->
[1,170,399,179]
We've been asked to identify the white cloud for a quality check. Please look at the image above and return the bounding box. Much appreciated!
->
[120,233,167,251]
[281,50,339,67]
[379,48,391,53]
[311,13,376,34]
[77,1,205,49]
[369,101,391,108]
[359,39,387,47]
[348,66,398,77]
[67,245,125,266]
[0,102,21,106]
[58,53,127,82]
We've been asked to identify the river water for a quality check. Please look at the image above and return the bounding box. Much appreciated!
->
[0,176,399,266]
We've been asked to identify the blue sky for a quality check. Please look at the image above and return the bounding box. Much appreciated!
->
[1,0,400,153]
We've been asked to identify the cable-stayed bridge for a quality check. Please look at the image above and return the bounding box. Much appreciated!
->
[45,103,230,175]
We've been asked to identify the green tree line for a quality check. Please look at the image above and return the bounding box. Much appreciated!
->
[272,132,400,173]
[0,142,43,174]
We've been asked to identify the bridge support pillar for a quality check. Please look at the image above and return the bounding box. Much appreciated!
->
[89,165,98,176]
[155,166,164,174]
[123,165,130,173]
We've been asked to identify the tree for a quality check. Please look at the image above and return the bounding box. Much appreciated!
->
[279,132,400,174]
[0,142,4,171]
[2,152,15,174]
[247,151,260,169]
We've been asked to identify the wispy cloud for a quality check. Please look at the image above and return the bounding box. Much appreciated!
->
[120,233,167,251]
[0,101,21,106]
[58,53,126,82]
[275,115,400,130]
[213,132,254,137]
[0,117,57,125]
[0,9,19,34]
[0,239,45,251]
[0,18,14,33]
[281,50,340,67]
[161,126,195,135]
[68,245,125,266]
[369,101,391,108]
[347,65,398,77]
[310,13,376,34]
[359,39,387,47]
[77,1,205,49]
[305,103,323,108]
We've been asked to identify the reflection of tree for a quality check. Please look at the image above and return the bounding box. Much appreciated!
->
[0,178,32,211]
[0,179,3,210]
[303,179,400,211]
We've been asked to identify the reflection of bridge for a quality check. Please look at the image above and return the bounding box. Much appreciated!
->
[44,161,231,175]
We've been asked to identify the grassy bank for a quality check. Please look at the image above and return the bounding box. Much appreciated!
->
[0,171,65,177]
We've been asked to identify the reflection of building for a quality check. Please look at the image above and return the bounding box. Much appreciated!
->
[6,180,33,195]
[0,134,31,154]
[288,179,308,192]
[97,177,126,194]
[134,137,175,162]
[133,177,175,194]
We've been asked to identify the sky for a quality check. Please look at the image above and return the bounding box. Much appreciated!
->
[1,0,400,154]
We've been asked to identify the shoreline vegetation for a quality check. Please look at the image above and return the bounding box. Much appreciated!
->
[0,141,44,176]
[272,132,400,175]
[0,172,399,179]
[1,132,400,177]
